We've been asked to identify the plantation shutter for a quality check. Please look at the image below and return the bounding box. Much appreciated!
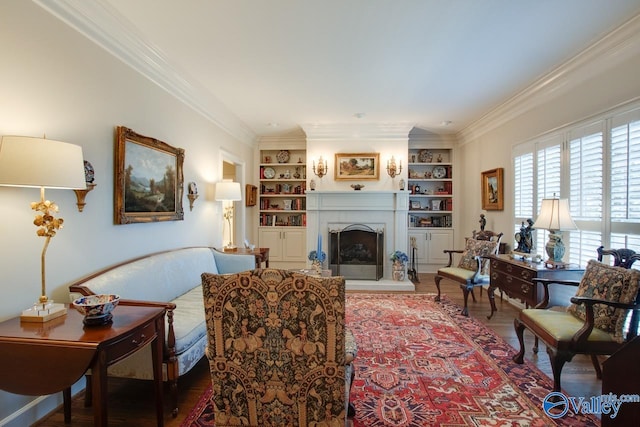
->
[567,122,604,266]
[610,110,640,255]
[535,138,562,254]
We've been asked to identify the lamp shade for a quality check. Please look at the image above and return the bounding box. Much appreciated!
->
[532,197,577,231]
[0,136,86,189]
[214,181,242,201]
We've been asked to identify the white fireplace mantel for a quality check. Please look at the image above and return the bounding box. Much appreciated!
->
[306,190,413,290]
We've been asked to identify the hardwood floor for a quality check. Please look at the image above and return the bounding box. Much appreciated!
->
[34,274,602,426]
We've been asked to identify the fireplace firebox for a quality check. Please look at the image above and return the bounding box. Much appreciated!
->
[329,224,383,280]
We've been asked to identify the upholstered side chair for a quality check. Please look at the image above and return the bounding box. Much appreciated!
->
[434,231,503,316]
[513,249,640,392]
[201,268,355,426]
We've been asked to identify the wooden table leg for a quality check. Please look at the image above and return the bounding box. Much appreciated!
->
[152,330,165,426]
[63,387,71,423]
[92,352,108,427]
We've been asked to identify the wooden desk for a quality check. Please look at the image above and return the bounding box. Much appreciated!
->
[220,247,270,268]
[0,303,165,427]
[487,254,584,319]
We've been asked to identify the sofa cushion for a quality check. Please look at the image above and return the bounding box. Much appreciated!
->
[171,286,207,355]
[567,259,640,342]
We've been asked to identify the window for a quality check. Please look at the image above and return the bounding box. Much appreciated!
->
[512,102,640,265]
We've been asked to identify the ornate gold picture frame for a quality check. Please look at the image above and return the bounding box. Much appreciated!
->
[114,126,184,224]
[334,152,380,180]
[481,168,504,211]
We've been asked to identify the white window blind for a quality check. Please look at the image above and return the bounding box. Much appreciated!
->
[611,120,640,221]
[514,152,533,219]
[536,144,562,253]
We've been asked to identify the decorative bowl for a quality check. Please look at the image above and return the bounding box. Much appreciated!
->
[72,294,120,325]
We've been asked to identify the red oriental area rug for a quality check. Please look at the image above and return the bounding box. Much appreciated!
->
[181,294,599,426]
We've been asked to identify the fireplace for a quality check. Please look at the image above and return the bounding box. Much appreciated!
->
[329,224,383,280]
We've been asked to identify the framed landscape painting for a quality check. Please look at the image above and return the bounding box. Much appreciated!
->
[114,126,185,224]
[335,152,380,180]
[481,168,504,211]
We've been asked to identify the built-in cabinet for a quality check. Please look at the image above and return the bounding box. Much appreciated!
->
[409,229,453,265]
[407,143,455,271]
[257,139,307,268]
[258,227,307,263]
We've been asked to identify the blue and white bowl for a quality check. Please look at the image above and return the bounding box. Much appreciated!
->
[72,294,120,320]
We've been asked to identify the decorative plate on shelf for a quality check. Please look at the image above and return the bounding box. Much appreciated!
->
[432,165,447,179]
[418,149,433,163]
[264,167,276,179]
[276,150,290,163]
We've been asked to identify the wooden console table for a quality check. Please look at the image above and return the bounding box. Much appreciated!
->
[487,254,584,319]
[218,247,270,268]
[0,303,166,426]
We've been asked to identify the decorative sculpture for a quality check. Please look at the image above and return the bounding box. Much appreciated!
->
[515,219,534,253]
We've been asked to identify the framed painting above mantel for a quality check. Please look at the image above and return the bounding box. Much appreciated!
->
[114,126,185,224]
[334,152,380,180]
[481,168,504,211]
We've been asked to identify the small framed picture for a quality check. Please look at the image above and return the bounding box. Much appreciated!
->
[481,168,504,210]
[431,200,441,211]
[410,200,421,210]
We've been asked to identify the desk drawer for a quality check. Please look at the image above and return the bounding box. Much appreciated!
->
[491,270,536,302]
[107,322,157,363]
[491,259,534,282]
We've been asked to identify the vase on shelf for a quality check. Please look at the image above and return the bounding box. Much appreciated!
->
[392,261,406,281]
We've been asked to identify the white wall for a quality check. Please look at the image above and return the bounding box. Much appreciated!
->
[0,2,253,424]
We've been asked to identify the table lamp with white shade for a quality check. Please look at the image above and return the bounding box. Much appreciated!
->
[532,195,577,267]
[0,135,86,321]
[215,180,242,252]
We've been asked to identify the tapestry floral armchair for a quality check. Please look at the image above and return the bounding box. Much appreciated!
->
[201,268,356,426]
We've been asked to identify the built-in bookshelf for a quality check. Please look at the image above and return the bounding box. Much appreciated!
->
[257,139,307,266]
[407,148,453,229]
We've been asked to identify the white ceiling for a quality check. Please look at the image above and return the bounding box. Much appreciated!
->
[53,1,640,139]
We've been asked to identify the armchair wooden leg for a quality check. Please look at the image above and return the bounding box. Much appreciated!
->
[547,348,574,392]
[470,288,477,303]
[460,285,471,316]
[434,275,443,302]
[512,318,526,364]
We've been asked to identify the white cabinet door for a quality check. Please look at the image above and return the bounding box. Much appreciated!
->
[426,229,454,264]
[282,229,307,262]
[259,228,283,261]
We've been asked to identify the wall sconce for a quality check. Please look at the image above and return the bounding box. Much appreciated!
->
[312,156,327,178]
[386,156,402,178]
[187,181,199,211]
[73,160,96,212]
[0,135,86,322]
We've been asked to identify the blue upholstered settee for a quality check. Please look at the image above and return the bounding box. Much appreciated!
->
[68,247,255,417]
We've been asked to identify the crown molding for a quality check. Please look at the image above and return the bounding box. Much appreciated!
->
[458,12,640,145]
[302,123,415,140]
[34,0,257,147]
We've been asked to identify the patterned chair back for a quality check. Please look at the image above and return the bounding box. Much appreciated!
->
[201,268,347,426]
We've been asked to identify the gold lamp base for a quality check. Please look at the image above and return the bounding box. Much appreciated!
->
[20,302,67,323]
